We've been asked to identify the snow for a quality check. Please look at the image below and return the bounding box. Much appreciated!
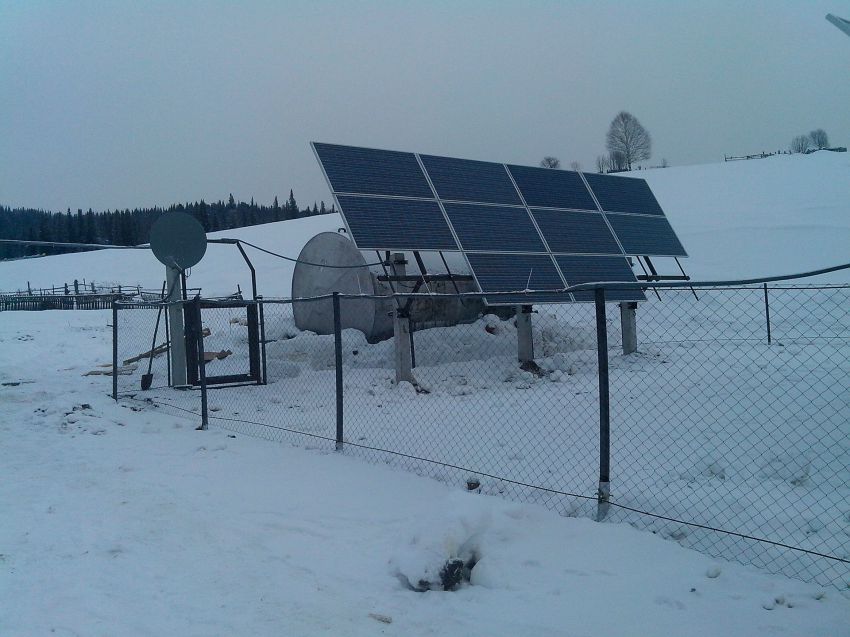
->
[2,312,848,636]
[2,153,850,634]
[634,151,850,281]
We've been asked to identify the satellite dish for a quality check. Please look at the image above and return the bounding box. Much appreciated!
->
[149,212,207,270]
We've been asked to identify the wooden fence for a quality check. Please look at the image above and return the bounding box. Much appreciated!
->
[0,293,130,311]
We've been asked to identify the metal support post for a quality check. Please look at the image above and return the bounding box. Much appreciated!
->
[166,266,187,386]
[192,300,209,430]
[516,305,534,363]
[333,293,344,451]
[595,288,611,521]
[763,283,772,345]
[112,301,118,401]
[258,297,268,384]
[391,253,415,384]
[619,301,638,355]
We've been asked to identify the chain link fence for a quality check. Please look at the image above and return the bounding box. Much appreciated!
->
[113,282,850,589]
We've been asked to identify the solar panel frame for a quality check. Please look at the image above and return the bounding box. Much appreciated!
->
[464,252,571,305]
[604,213,688,257]
[531,209,624,256]
[335,195,459,251]
[443,203,547,253]
[419,154,524,206]
[312,142,434,199]
[507,164,598,211]
[582,172,665,216]
[554,254,646,303]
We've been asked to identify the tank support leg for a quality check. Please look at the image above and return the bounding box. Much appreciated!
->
[391,253,416,386]
[620,302,638,355]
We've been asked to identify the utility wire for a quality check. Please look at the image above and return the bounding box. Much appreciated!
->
[234,239,386,269]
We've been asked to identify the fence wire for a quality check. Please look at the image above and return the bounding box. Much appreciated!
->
[114,283,850,589]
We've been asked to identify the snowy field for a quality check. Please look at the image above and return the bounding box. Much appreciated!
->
[3,153,850,634]
[2,311,849,636]
[112,284,850,590]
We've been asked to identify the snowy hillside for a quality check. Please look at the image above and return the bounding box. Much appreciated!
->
[636,151,850,281]
[2,311,848,636]
[1,151,849,297]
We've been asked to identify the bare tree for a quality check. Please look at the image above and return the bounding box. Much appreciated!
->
[809,129,829,149]
[595,155,609,173]
[790,135,811,153]
[569,161,581,172]
[605,111,651,170]
[608,150,627,172]
[539,156,561,169]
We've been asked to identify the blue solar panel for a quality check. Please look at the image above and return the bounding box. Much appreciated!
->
[419,155,523,205]
[507,165,597,211]
[336,196,458,251]
[554,255,645,302]
[605,213,687,257]
[465,253,568,305]
[313,143,434,198]
[443,203,546,253]
[531,209,622,255]
[583,172,664,216]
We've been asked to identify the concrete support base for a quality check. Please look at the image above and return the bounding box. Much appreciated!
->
[620,302,638,355]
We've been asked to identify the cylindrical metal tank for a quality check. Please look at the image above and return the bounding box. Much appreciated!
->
[292,232,484,342]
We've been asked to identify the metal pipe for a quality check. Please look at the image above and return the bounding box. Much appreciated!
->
[333,292,344,451]
[764,283,772,345]
[235,241,258,300]
[112,301,118,400]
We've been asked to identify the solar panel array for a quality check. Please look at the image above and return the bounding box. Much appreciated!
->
[313,142,688,304]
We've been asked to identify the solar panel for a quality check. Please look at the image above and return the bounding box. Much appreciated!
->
[313,143,433,198]
[335,196,458,251]
[507,165,597,211]
[531,209,622,255]
[554,255,646,302]
[313,142,687,306]
[465,252,568,305]
[605,213,687,257]
[582,172,664,216]
[419,155,523,205]
[443,203,546,253]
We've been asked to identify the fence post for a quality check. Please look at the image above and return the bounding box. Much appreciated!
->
[595,288,611,521]
[191,299,209,430]
[763,283,772,345]
[112,301,118,401]
[333,292,344,451]
[258,297,268,384]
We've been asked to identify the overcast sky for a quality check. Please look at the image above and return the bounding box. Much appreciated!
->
[1,1,848,212]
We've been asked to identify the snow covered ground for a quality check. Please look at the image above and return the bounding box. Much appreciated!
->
[112,285,850,590]
[2,311,848,636]
[2,152,850,634]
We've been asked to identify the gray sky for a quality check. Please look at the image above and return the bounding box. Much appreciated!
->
[1,1,848,212]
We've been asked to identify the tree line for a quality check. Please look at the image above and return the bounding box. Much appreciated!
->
[0,192,335,260]
[790,129,830,154]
